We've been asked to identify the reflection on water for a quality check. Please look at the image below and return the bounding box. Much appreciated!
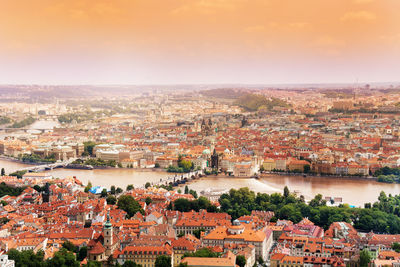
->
[0,158,398,206]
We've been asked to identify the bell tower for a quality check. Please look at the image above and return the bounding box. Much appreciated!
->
[103,211,113,256]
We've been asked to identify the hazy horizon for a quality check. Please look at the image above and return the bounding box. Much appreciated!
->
[1,0,400,85]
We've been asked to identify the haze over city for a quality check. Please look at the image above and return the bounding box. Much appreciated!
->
[1,0,400,84]
[2,1,400,267]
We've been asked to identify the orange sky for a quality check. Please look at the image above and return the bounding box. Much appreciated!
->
[1,0,399,84]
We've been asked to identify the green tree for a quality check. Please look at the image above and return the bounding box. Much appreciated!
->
[193,228,205,239]
[101,188,108,198]
[184,248,219,258]
[155,255,172,267]
[1,168,5,176]
[236,255,246,267]
[84,261,102,267]
[304,164,310,173]
[8,249,44,267]
[78,246,88,261]
[359,249,371,267]
[392,242,400,252]
[126,184,134,191]
[173,198,192,212]
[284,186,290,198]
[46,248,80,267]
[145,197,152,205]
[122,260,141,267]
[106,195,117,205]
[117,195,144,218]
[111,185,116,195]
[84,181,92,193]
[83,141,97,156]
[62,240,78,252]
[145,182,151,189]
[184,186,189,194]
[259,165,265,173]
[179,160,193,172]
[189,189,198,199]
[116,187,123,194]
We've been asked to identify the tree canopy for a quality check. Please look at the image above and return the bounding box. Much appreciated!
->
[117,195,144,218]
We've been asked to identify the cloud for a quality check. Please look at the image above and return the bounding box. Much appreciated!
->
[340,10,376,22]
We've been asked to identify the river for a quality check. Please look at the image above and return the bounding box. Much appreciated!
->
[0,158,398,206]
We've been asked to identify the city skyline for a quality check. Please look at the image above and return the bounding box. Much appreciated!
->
[1,0,400,85]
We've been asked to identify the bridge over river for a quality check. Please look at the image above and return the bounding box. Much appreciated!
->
[17,158,75,172]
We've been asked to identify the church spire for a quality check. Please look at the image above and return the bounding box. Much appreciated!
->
[104,210,112,229]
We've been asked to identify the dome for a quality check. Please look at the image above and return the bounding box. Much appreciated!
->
[233,219,241,226]
[202,149,211,155]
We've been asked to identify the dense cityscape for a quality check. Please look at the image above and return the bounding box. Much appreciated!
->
[2,0,400,266]
[0,85,398,267]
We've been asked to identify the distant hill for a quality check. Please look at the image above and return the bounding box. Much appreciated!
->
[234,93,290,112]
[199,88,251,99]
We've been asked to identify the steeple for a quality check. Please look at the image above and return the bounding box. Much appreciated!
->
[104,210,112,230]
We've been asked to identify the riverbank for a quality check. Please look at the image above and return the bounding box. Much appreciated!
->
[260,172,377,181]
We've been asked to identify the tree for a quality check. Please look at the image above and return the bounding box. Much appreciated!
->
[1,168,5,176]
[155,255,172,267]
[155,163,160,168]
[359,249,371,267]
[184,186,189,194]
[111,185,116,195]
[62,240,78,252]
[8,249,44,267]
[193,228,205,239]
[236,255,246,267]
[78,246,87,261]
[33,185,42,192]
[179,160,193,172]
[189,189,198,199]
[283,186,290,198]
[126,184,134,191]
[259,165,265,173]
[84,181,92,193]
[85,261,102,267]
[101,188,108,198]
[106,195,117,205]
[184,248,219,258]
[117,195,144,218]
[83,141,97,156]
[304,164,310,173]
[122,261,141,267]
[145,197,152,205]
[173,198,192,212]
[116,187,123,194]
[145,182,151,189]
[46,248,80,267]
[392,242,400,252]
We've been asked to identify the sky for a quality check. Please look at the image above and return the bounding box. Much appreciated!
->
[0,0,400,85]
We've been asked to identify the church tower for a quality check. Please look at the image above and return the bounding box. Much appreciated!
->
[103,211,113,257]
